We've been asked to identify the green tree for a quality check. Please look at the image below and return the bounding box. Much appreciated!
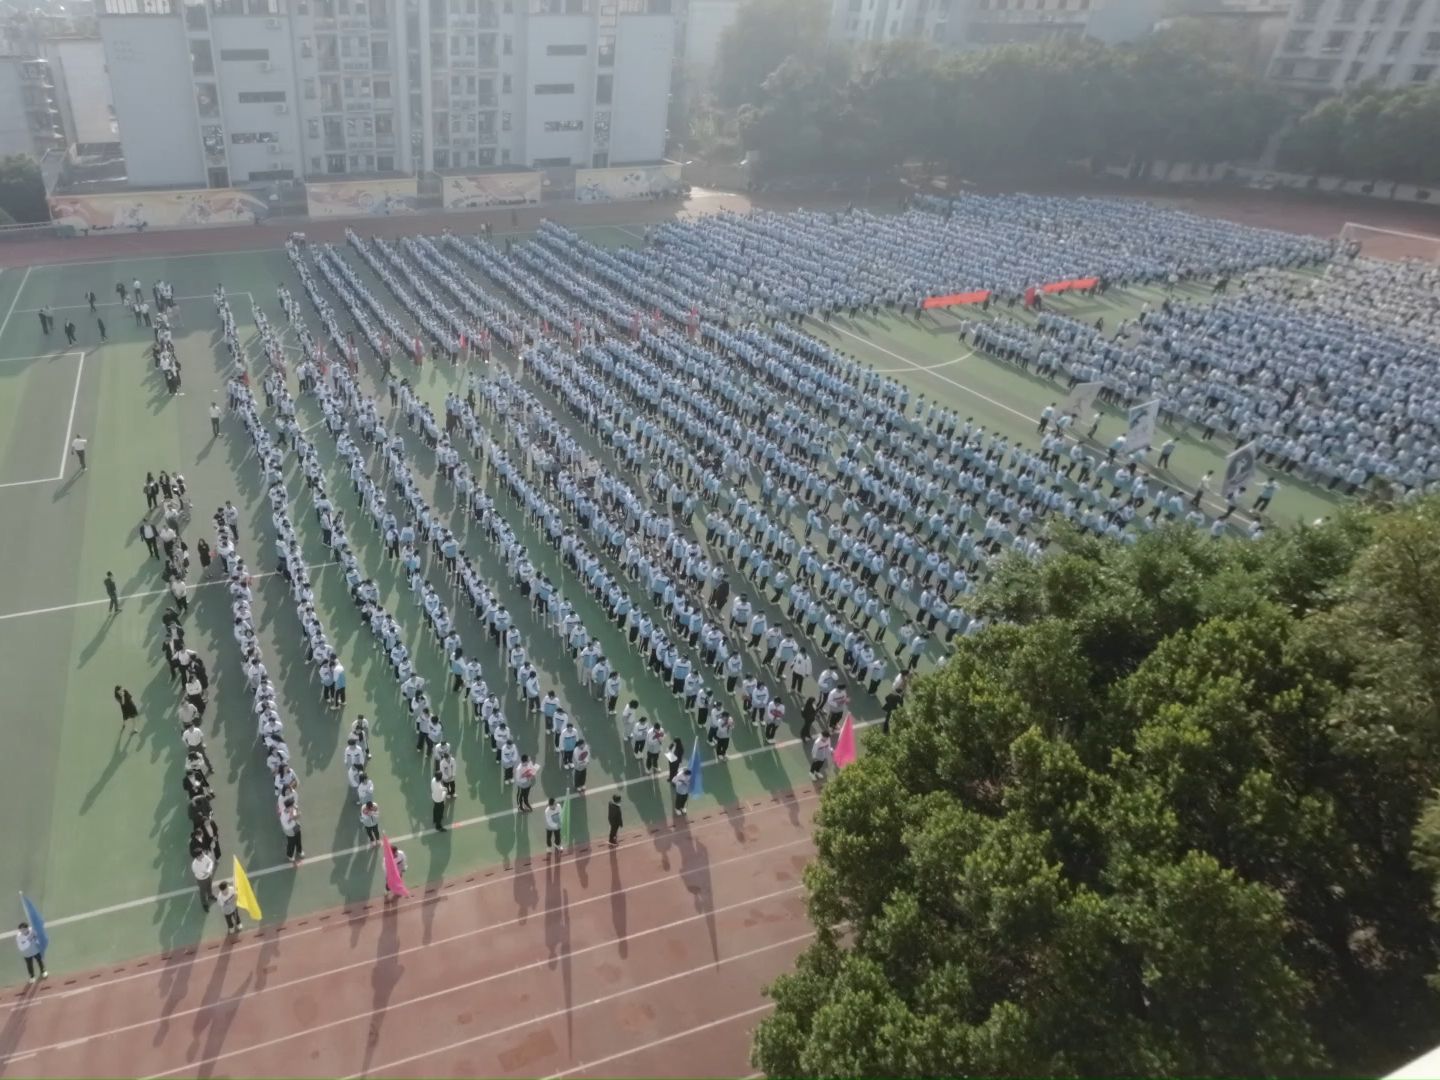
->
[0,155,47,224]
[712,0,827,109]
[1282,82,1440,184]
[754,512,1440,1078]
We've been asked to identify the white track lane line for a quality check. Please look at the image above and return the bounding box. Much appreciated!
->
[540,1003,776,1079]
[337,931,813,1080]
[142,893,810,1078]
[0,833,812,1063]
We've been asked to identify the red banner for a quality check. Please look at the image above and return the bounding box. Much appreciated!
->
[922,290,990,310]
[1040,277,1098,295]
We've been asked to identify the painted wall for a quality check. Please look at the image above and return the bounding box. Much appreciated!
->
[305,176,417,216]
[99,15,205,186]
[574,161,680,202]
[440,171,542,208]
[48,188,265,230]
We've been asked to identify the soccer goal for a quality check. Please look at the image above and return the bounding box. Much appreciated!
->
[1338,222,1440,263]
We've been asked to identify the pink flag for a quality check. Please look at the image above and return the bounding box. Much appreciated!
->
[833,713,857,770]
[381,835,410,898]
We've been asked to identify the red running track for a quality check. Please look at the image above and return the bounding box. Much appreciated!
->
[0,791,819,1078]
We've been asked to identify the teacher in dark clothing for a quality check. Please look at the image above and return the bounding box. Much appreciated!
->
[607,795,623,847]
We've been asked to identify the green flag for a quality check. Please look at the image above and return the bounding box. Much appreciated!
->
[561,795,572,849]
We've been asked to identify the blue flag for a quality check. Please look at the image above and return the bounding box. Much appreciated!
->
[688,740,704,798]
[20,893,48,954]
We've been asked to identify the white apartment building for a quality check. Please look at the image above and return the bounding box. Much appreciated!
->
[1268,0,1440,92]
[97,0,674,188]
[826,0,1167,49]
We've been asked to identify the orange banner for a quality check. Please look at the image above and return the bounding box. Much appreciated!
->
[922,290,991,310]
[1040,277,1098,295]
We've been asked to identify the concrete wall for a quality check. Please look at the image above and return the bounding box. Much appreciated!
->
[51,39,115,146]
[99,15,205,186]
[520,14,594,167]
[210,15,304,182]
[0,63,33,160]
[610,13,671,165]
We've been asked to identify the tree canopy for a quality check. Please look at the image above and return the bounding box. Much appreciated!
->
[753,506,1440,1077]
[1281,82,1440,186]
[724,36,1284,179]
[0,155,47,224]
[713,0,829,110]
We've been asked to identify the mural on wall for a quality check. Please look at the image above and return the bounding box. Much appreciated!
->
[441,172,543,209]
[305,178,418,218]
[48,189,266,231]
[574,163,682,203]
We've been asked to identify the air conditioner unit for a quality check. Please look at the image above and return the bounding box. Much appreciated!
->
[268,143,283,154]
[275,103,289,114]
[259,61,275,72]
[266,16,282,28]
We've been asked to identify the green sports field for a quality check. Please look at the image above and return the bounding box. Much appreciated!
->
[0,219,1345,978]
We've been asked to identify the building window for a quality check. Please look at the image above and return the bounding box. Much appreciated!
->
[532,156,571,166]
[502,72,512,92]
[434,149,450,167]
[1322,29,1349,49]
[1297,0,1322,20]
[1358,28,1377,51]
[543,119,583,131]
[238,90,287,103]
[220,48,271,61]
[1345,58,1365,79]
[596,72,612,103]
[377,153,395,170]
[1426,31,1440,53]
[503,33,512,54]
[1401,0,1422,21]
[310,156,323,171]
[501,110,511,130]
[1337,0,1360,20]
[1371,0,1392,22]
[231,131,280,143]
[597,33,614,65]
[248,168,294,181]
[1413,62,1436,79]
[546,43,586,55]
[1284,29,1311,50]
[308,118,321,136]
[592,151,607,167]
[1274,59,1297,76]
[1388,29,1408,52]
[534,82,574,93]
[327,153,346,171]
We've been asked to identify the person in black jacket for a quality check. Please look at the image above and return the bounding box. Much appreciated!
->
[607,794,623,847]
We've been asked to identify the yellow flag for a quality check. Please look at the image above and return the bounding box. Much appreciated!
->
[232,856,263,921]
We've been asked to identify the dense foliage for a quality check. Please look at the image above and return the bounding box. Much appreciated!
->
[753,506,1440,1077]
[0,155,47,224]
[1281,82,1440,186]
[710,0,1284,178]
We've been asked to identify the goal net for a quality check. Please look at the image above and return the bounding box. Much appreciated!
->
[1338,222,1440,263]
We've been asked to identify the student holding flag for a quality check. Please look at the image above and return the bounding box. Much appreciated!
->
[16,894,48,982]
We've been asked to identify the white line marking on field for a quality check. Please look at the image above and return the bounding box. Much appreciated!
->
[0,560,337,622]
[0,722,864,942]
[0,265,32,343]
[615,225,646,242]
[870,350,973,375]
[15,294,219,314]
[336,931,812,1080]
[0,352,76,365]
[541,1004,776,1080]
[57,350,87,477]
[1342,220,1440,243]
[830,324,1031,422]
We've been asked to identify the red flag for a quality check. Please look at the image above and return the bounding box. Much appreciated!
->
[413,335,423,366]
[382,835,410,898]
[833,713,857,769]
